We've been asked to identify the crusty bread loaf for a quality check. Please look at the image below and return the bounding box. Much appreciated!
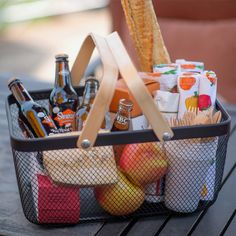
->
[121,0,171,72]
[43,147,118,186]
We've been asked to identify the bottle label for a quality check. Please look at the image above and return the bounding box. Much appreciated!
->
[112,114,129,131]
[27,110,58,137]
[39,114,58,136]
[52,106,75,132]
[40,113,57,129]
[116,115,128,125]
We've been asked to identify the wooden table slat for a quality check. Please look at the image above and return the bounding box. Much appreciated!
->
[96,221,133,236]
[157,214,201,236]
[190,168,236,235]
[126,216,169,236]
[224,209,236,236]
[221,115,236,180]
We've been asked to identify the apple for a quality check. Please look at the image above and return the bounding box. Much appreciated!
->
[95,170,145,216]
[119,143,168,186]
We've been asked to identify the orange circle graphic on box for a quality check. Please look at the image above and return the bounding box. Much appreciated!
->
[181,64,196,70]
[179,77,196,90]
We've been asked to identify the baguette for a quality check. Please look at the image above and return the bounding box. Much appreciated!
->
[121,0,171,72]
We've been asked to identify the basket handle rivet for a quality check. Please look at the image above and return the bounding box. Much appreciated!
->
[81,139,91,149]
[163,132,172,141]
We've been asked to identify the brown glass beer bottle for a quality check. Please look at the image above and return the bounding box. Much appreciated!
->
[8,78,58,137]
[111,99,133,131]
[18,117,34,138]
[49,54,79,132]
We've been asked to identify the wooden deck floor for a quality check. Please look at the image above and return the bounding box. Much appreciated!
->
[0,75,236,236]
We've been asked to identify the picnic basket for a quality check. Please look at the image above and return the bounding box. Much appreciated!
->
[6,32,231,225]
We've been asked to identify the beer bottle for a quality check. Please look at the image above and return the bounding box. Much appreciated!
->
[8,78,58,137]
[76,77,101,131]
[18,117,34,138]
[111,99,133,131]
[49,54,79,132]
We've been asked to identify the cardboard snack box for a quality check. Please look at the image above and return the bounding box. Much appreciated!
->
[109,78,160,118]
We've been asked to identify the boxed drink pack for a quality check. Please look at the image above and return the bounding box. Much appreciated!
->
[32,174,80,224]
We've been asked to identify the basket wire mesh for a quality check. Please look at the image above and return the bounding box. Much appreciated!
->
[7,90,230,225]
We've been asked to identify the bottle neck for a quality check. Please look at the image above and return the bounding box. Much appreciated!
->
[55,60,72,88]
[82,83,98,106]
[10,82,33,105]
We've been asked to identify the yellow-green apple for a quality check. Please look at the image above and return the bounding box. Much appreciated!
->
[95,170,145,215]
[119,143,168,186]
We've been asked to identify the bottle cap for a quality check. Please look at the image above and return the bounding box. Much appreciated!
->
[119,99,133,109]
[55,53,69,60]
[85,77,100,87]
[8,77,21,89]
[86,76,99,83]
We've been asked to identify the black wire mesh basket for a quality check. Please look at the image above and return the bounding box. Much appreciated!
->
[6,87,230,225]
[5,32,231,225]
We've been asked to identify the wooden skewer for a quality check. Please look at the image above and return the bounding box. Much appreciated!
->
[213,111,222,123]
[183,111,196,125]
[168,108,221,128]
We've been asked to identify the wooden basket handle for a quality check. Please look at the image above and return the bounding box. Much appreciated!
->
[71,33,118,149]
[106,32,173,142]
[71,32,173,149]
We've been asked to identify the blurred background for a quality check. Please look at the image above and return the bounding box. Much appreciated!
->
[0,0,236,103]
[0,0,111,85]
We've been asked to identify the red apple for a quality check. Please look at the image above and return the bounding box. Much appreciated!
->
[95,170,145,216]
[119,143,168,186]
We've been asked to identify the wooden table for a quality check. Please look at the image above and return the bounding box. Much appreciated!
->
[1,76,236,236]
